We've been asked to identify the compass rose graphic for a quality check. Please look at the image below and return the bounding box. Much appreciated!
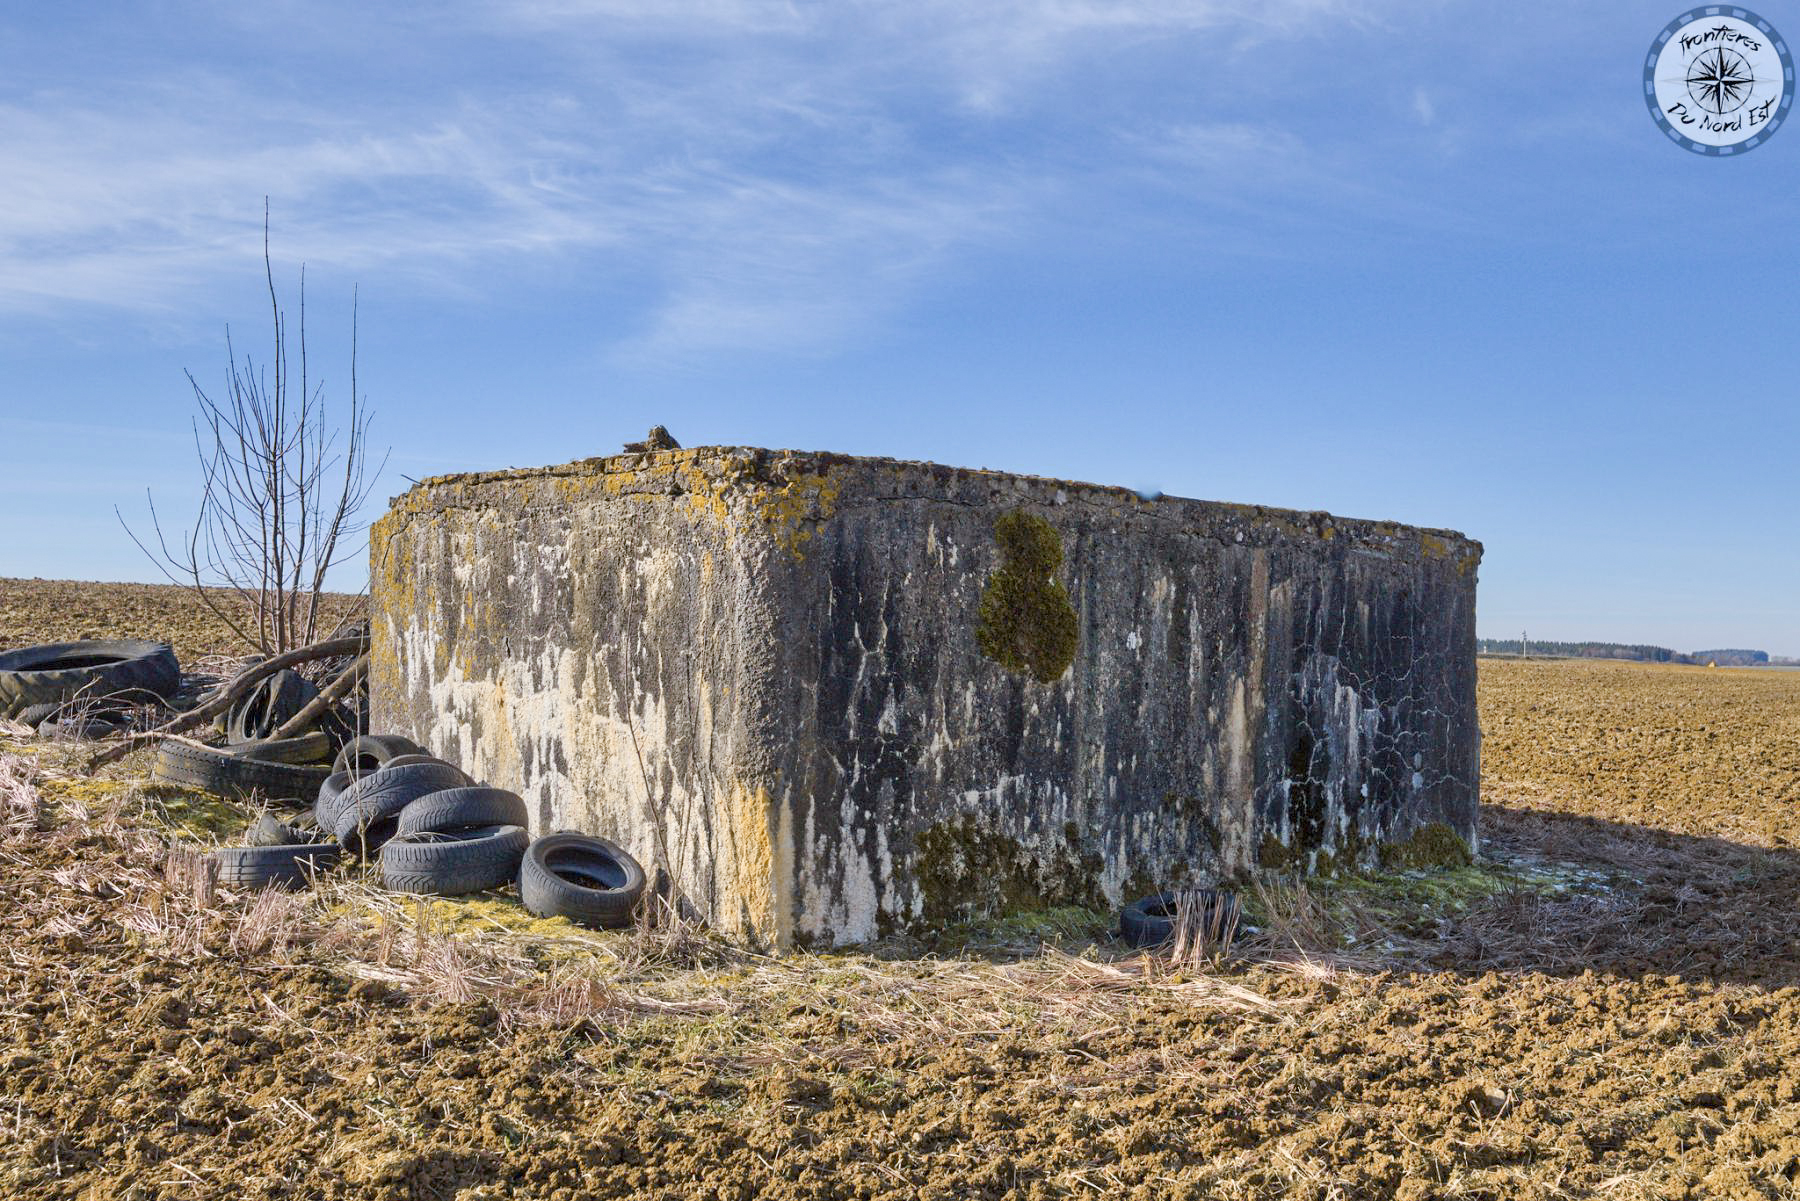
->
[1686,46,1755,114]
[1645,8,1793,155]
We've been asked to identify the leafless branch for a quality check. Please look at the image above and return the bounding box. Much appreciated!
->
[119,201,385,657]
[85,633,370,771]
[269,653,369,741]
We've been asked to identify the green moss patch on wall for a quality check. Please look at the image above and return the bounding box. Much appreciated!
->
[1259,832,1299,872]
[1378,822,1474,871]
[914,815,1103,926]
[974,511,1079,684]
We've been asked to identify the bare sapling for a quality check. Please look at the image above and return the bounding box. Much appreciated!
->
[121,203,387,657]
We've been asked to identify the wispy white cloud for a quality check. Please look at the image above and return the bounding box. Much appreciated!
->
[618,169,1019,359]
[0,0,1423,356]
[1412,87,1437,125]
[861,0,1385,112]
[0,97,622,311]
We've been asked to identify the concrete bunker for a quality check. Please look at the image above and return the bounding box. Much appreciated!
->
[369,445,1482,947]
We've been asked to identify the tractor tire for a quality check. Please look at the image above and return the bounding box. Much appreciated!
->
[0,640,180,719]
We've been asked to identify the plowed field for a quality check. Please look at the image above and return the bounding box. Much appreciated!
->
[3,582,1798,1200]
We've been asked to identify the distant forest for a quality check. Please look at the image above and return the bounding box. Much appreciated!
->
[1477,640,1790,666]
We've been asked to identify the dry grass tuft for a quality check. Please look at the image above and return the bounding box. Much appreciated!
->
[227,882,313,957]
[615,891,745,973]
[1238,876,1362,967]
[1024,948,1296,1017]
[0,752,42,830]
[163,844,219,909]
[1167,887,1242,968]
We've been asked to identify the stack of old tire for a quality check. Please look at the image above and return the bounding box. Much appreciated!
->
[150,664,358,800]
[216,733,646,928]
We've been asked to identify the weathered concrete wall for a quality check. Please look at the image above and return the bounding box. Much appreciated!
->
[370,447,1482,947]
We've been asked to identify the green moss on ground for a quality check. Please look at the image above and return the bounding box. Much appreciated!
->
[926,905,1113,955]
[1244,852,1601,946]
[140,785,252,841]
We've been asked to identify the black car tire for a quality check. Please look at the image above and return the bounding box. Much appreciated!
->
[331,734,426,778]
[245,813,321,847]
[519,832,646,928]
[221,668,320,744]
[36,711,130,741]
[223,731,333,765]
[332,761,469,854]
[214,843,342,890]
[152,740,331,802]
[376,753,469,779]
[1119,889,1238,950]
[314,770,355,830]
[381,825,530,896]
[396,786,529,837]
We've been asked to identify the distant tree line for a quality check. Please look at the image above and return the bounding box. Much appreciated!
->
[1477,639,1774,666]
[1689,648,1772,666]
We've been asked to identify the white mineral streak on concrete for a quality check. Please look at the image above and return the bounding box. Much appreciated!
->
[813,777,882,940]
[1223,675,1254,864]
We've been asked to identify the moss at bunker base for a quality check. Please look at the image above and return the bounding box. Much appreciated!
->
[1379,822,1474,870]
[1259,833,1299,872]
[975,511,1079,684]
[914,816,1103,925]
[1260,821,1470,876]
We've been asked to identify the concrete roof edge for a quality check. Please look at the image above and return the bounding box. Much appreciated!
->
[390,445,1482,555]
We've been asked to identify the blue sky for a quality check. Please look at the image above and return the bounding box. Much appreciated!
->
[1,1,1795,654]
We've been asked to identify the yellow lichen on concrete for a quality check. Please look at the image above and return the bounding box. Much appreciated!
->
[723,780,788,947]
[681,463,733,524]
[367,514,416,710]
[753,472,841,560]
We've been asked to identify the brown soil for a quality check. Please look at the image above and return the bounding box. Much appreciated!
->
[0,577,363,665]
[4,587,1800,1200]
[1481,658,1800,849]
